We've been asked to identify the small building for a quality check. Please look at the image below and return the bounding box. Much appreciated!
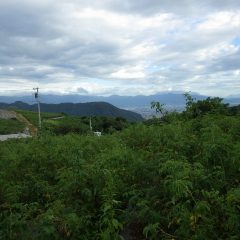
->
[93,131,101,137]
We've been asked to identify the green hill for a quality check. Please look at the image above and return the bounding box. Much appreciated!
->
[0,101,144,122]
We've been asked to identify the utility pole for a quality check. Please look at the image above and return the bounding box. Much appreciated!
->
[89,117,92,132]
[33,87,41,129]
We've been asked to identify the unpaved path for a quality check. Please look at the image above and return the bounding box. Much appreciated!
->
[50,116,65,120]
[0,133,31,141]
[15,111,37,137]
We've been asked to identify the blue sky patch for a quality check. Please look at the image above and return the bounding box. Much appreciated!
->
[232,37,240,46]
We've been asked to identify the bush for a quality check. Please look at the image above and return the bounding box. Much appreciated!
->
[0,97,240,239]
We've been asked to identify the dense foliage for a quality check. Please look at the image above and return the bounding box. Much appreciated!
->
[0,97,240,239]
[44,116,131,135]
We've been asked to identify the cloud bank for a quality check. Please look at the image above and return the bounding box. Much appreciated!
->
[0,0,239,96]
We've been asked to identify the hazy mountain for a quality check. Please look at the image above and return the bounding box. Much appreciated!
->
[0,92,205,106]
[226,94,240,99]
[0,101,143,122]
[0,92,239,110]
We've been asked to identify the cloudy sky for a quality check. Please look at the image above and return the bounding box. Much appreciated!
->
[0,0,239,96]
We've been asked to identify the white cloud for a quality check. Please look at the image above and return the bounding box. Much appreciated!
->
[194,43,239,61]
[110,66,146,79]
[197,11,240,32]
[0,0,240,97]
[234,69,240,76]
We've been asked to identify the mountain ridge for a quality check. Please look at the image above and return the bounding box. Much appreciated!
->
[1,92,239,107]
[0,101,143,122]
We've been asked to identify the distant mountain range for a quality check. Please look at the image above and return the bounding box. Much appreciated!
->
[0,101,143,122]
[1,92,240,108]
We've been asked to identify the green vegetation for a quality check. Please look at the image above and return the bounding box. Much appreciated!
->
[0,118,25,134]
[44,116,131,135]
[228,105,240,116]
[17,110,132,135]
[16,110,63,127]
[0,96,240,239]
[1,101,143,122]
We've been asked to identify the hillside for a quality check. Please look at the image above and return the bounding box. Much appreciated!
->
[16,110,134,135]
[0,101,143,122]
[0,96,240,239]
[0,109,26,135]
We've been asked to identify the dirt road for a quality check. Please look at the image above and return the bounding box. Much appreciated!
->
[15,111,38,136]
[0,133,31,141]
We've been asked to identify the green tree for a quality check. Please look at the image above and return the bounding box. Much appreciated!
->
[183,92,229,118]
[151,101,165,115]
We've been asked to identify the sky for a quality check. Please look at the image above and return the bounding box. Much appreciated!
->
[0,0,239,97]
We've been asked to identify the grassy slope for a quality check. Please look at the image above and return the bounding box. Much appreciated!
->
[16,110,63,126]
[0,118,25,134]
[0,110,62,136]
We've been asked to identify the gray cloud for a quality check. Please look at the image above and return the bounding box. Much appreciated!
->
[0,0,239,96]
[76,87,88,94]
[97,0,240,16]
[210,49,240,72]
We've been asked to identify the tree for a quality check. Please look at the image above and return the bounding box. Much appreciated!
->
[184,92,195,110]
[183,92,229,118]
[151,101,166,115]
